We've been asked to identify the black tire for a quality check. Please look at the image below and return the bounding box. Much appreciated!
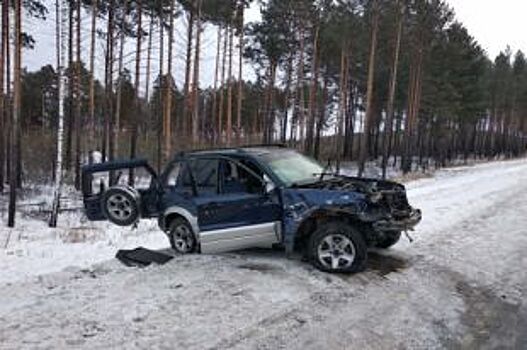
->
[376,231,401,249]
[101,186,141,226]
[168,217,197,254]
[309,221,367,273]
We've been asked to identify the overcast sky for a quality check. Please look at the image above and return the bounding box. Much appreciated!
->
[446,0,526,59]
[23,0,527,89]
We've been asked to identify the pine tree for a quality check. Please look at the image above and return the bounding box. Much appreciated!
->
[8,0,22,227]
[358,0,380,177]
[129,0,143,186]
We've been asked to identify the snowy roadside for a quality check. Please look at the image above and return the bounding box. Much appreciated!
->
[0,157,526,349]
[0,189,168,284]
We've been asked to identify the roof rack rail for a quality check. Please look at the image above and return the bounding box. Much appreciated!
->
[185,143,288,153]
[239,143,288,149]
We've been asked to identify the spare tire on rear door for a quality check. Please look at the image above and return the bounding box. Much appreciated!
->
[101,185,141,226]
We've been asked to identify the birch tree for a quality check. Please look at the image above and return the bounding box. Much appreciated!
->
[74,0,82,189]
[0,0,7,193]
[49,0,67,228]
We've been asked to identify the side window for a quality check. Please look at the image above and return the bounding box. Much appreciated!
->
[221,160,264,195]
[180,158,219,195]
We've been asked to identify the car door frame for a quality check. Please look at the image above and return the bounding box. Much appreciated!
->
[192,155,283,254]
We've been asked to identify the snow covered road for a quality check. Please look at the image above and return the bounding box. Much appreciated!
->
[1,159,527,349]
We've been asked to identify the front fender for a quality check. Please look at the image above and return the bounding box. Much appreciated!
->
[280,188,369,253]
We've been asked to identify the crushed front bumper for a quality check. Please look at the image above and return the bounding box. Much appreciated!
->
[372,208,422,232]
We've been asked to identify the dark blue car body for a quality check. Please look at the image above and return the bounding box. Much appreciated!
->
[82,146,421,262]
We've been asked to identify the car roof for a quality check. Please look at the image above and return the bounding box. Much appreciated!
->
[186,145,292,158]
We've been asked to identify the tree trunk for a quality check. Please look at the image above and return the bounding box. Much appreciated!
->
[294,25,306,146]
[103,0,114,163]
[217,25,228,144]
[74,0,82,189]
[163,0,174,162]
[191,0,202,145]
[129,0,142,186]
[290,26,304,145]
[344,78,356,160]
[181,5,195,137]
[7,0,21,227]
[4,0,10,185]
[381,0,403,179]
[50,0,67,228]
[211,27,221,144]
[65,2,74,168]
[264,62,277,143]
[0,0,7,193]
[335,46,348,172]
[402,38,424,174]
[226,24,234,145]
[144,18,153,101]
[281,52,294,144]
[88,0,97,154]
[305,23,319,154]
[358,0,379,177]
[157,12,164,172]
[144,17,153,160]
[236,3,244,144]
[314,75,328,160]
[114,0,128,159]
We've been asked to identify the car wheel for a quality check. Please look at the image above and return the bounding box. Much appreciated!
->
[168,218,197,254]
[101,186,141,226]
[309,221,367,273]
[376,231,401,249]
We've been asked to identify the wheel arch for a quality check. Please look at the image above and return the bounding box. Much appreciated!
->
[293,209,369,252]
[160,206,200,236]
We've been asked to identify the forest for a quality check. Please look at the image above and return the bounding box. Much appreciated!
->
[1,0,527,227]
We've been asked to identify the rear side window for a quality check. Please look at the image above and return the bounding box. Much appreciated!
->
[166,162,182,187]
[180,159,219,195]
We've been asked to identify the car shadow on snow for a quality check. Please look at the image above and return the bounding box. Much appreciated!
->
[146,246,411,279]
[232,248,411,277]
[366,250,409,277]
[205,247,411,277]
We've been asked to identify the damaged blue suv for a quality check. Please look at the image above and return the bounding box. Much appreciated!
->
[82,145,421,273]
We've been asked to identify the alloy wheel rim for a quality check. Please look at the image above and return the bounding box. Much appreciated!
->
[317,233,356,270]
[172,225,193,253]
[107,194,133,221]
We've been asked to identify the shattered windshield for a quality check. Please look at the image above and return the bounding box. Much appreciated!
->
[261,150,325,186]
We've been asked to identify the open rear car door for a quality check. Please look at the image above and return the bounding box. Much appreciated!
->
[81,159,159,226]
